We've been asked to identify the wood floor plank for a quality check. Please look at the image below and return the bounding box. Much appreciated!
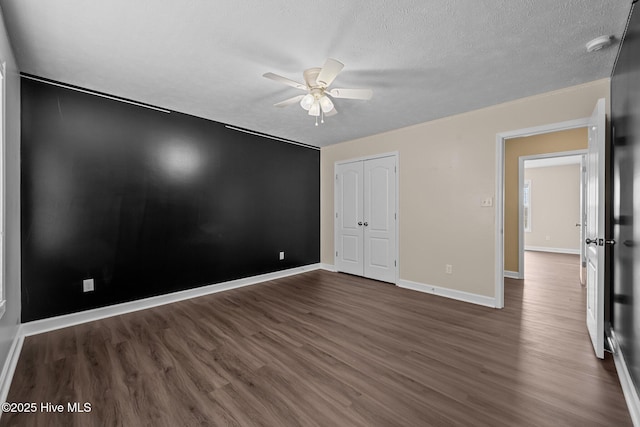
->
[0,252,632,426]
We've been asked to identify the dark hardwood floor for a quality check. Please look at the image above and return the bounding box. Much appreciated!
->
[1,252,631,426]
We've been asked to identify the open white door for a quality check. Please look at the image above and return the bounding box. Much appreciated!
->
[585,98,606,359]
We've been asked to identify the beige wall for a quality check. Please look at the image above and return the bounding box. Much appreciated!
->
[504,128,587,272]
[321,79,609,299]
[524,164,581,251]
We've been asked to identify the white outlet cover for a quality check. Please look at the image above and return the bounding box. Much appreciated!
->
[279,251,285,260]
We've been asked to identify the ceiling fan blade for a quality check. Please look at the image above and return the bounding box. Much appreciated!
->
[328,88,373,100]
[262,72,307,90]
[316,58,344,87]
[324,106,338,117]
[273,95,305,107]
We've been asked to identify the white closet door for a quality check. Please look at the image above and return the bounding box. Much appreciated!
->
[335,162,364,275]
[363,156,396,283]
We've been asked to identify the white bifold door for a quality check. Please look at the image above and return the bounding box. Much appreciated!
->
[335,155,397,283]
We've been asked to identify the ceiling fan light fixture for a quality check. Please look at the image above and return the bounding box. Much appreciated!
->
[319,95,334,113]
[264,58,373,122]
[300,94,314,110]
[308,101,320,116]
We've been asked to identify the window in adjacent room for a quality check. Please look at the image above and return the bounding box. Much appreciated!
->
[523,179,531,233]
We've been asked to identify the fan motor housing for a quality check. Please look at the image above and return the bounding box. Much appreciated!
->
[303,67,323,88]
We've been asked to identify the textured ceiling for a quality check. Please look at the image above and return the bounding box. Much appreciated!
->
[0,0,632,147]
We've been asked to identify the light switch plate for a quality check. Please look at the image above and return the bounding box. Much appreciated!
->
[481,197,493,207]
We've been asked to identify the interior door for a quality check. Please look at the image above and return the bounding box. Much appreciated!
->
[335,162,364,275]
[585,98,606,359]
[364,156,397,283]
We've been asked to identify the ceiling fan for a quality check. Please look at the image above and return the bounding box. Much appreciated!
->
[263,58,373,125]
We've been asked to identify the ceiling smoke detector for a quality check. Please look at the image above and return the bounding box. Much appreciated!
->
[586,35,614,53]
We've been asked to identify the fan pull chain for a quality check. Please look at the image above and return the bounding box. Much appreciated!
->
[321,110,324,124]
[315,116,318,126]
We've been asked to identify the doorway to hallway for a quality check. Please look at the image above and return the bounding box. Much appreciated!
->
[521,154,586,283]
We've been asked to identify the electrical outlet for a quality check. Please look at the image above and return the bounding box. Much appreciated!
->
[279,251,285,260]
[83,278,94,292]
[446,264,453,274]
[545,235,551,241]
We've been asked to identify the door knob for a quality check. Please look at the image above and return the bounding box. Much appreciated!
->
[585,238,598,245]
[364,222,368,226]
[357,221,363,226]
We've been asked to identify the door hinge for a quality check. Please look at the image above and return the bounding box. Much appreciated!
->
[336,251,338,257]
[336,212,338,218]
[395,212,397,220]
[394,260,397,267]
[336,174,339,180]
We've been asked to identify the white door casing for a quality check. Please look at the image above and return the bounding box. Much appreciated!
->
[335,154,397,283]
[586,98,606,359]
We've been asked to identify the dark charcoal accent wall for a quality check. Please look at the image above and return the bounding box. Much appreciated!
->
[611,4,640,392]
[21,78,320,322]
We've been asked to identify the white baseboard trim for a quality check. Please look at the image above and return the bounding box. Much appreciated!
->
[396,279,497,308]
[0,325,24,406]
[22,263,322,337]
[319,263,337,272]
[504,270,522,279]
[610,330,640,426]
[525,246,580,255]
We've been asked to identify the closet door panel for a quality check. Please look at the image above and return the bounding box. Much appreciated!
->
[364,156,396,283]
[335,162,364,275]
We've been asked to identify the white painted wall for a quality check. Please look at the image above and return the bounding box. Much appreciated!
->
[321,79,609,299]
[524,164,581,253]
[0,10,22,385]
